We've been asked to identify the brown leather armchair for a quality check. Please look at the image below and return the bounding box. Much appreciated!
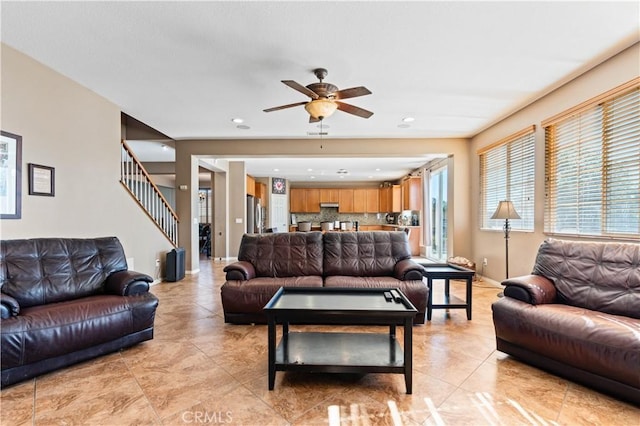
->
[492,238,640,405]
[1,237,159,387]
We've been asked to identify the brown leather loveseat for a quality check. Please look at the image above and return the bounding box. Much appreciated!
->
[221,231,428,324]
[492,238,639,405]
[0,237,159,387]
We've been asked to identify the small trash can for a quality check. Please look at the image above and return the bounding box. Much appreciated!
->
[165,247,185,282]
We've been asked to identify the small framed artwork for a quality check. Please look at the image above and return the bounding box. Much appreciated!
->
[0,131,22,219]
[272,177,286,195]
[28,163,55,196]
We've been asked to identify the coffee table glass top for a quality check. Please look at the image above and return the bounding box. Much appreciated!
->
[264,287,416,313]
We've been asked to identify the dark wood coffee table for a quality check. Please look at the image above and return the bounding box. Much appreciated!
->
[263,287,418,394]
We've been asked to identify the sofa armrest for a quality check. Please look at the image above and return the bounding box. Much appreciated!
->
[394,259,425,281]
[502,274,557,305]
[1,293,20,319]
[105,270,153,296]
[223,261,256,281]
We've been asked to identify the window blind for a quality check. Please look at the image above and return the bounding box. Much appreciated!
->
[479,126,535,231]
[544,84,639,238]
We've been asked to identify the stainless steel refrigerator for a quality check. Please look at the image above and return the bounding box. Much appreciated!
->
[246,195,263,234]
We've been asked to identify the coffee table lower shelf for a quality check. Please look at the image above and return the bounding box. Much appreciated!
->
[274,332,405,374]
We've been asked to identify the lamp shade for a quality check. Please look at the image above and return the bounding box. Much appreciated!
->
[491,200,521,220]
[304,99,338,119]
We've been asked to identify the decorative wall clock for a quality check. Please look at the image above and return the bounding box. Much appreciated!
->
[272,177,286,194]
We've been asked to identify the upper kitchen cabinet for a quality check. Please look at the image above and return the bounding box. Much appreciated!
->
[353,189,366,212]
[338,189,354,213]
[290,188,305,212]
[348,188,379,213]
[246,175,256,197]
[290,188,320,213]
[319,188,339,203]
[402,176,422,211]
[365,188,379,213]
[306,189,320,212]
[255,182,267,205]
[380,185,401,213]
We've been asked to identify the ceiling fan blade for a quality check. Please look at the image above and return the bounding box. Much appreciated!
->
[336,101,374,119]
[333,86,372,100]
[309,116,321,123]
[263,101,308,113]
[282,80,319,99]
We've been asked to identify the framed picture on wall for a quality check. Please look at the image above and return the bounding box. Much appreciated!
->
[0,130,22,219]
[272,177,286,195]
[28,163,55,196]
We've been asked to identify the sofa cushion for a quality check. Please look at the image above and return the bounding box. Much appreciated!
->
[1,293,158,369]
[0,237,128,308]
[238,232,324,278]
[532,239,640,319]
[492,297,640,390]
[323,231,411,277]
[221,276,323,313]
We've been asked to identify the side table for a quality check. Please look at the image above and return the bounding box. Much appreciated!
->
[417,263,475,320]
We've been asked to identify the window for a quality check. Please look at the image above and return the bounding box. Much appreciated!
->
[479,126,535,231]
[544,79,639,238]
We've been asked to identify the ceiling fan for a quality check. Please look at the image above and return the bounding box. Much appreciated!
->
[264,68,373,122]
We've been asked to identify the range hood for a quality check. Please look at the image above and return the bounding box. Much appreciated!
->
[320,202,339,208]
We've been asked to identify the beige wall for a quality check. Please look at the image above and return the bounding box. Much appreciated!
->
[470,42,640,283]
[0,44,174,277]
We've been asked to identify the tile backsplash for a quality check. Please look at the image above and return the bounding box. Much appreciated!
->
[293,208,395,225]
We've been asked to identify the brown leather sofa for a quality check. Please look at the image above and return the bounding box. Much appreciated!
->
[0,237,159,387]
[221,231,428,323]
[492,238,640,405]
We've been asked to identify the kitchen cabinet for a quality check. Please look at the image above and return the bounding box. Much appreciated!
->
[290,188,320,212]
[255,182,267,205]
[246,175,256,197]
[306,189,320,212]
[353,189,366,212]
[319,189,339,203]
[338,189,354,213]
[379,185,401,213]
[402,177,422,211]
[365,188,379,213]
[290,188,305,212]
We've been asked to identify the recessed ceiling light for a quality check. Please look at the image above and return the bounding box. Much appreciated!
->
[368,176,374,179]
[310,176,316,179]
[402,117,415,122]
[237,125,250,130]
[398,124,411,128]
[339,175,344,179]
[375,168,381,171]
[273,168,280,172]
[231,118,244,123]
[307,168,313,172]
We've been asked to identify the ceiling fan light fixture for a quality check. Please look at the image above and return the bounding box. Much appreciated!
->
[305,99,338,120]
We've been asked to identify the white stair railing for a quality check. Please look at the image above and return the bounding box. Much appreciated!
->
[120,140,178,246]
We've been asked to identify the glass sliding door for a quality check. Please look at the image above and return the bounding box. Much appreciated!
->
[428,165,448,261]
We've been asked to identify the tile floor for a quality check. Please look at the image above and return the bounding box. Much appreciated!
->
[2,258,639,425]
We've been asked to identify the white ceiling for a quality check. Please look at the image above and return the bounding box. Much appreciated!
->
[2,1,638,182]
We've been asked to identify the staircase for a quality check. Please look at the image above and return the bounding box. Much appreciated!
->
[120,140,178,246]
